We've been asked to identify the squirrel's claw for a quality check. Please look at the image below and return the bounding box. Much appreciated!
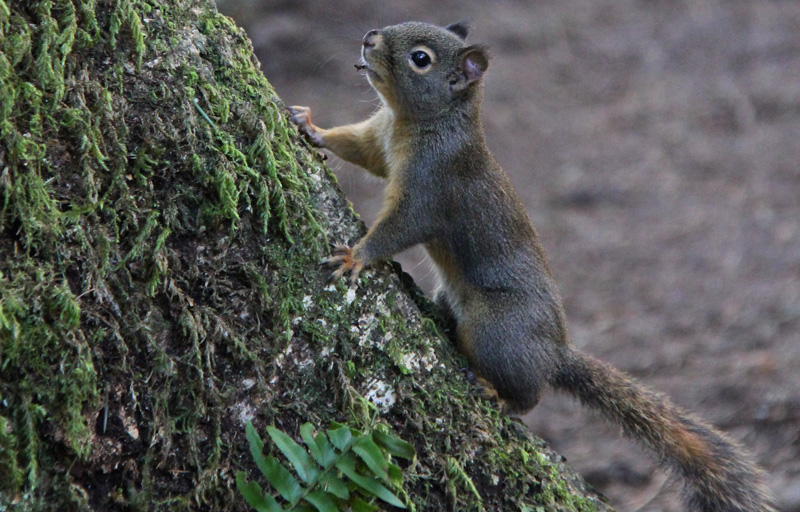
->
[321,245,364,284]
[288,105,324,147]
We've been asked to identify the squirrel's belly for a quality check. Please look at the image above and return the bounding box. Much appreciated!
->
[425,241,470,320]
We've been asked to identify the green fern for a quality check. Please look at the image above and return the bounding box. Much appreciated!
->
[237,421,416,512]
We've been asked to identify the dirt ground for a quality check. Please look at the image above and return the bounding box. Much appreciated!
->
[217,1,800,510]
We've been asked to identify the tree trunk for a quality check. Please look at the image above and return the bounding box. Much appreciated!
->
[0,1,610,510]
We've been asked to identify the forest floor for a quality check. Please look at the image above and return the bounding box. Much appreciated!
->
[219,1,800,510]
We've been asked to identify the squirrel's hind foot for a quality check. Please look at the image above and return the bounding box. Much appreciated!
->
[321,245,365,284]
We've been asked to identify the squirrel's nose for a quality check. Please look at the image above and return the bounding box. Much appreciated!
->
[363,29,381,49]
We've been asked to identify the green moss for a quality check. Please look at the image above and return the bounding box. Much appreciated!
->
[0,266,97,465]
[0,412,23,498]
[0,0,325,509]
[109,0,144,68]
[445,456,484,510]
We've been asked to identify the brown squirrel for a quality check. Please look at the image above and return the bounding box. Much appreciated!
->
[289,21,773,512]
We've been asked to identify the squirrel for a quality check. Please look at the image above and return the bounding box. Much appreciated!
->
[288,21,774,512]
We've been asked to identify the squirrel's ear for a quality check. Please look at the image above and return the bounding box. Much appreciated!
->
[451,45,490,92]
[445,20,470,40]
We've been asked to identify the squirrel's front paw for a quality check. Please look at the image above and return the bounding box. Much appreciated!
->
[288,106,325,147]
[321,245,365,284]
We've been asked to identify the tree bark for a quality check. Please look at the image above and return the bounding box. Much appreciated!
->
[0,1,610,510]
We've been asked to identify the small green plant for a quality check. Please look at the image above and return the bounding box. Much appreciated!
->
[237,421,417,512]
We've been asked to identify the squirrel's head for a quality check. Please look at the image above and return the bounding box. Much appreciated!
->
[358,21,490,119]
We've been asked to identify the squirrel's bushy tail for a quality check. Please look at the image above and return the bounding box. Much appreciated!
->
[552,349,773,512]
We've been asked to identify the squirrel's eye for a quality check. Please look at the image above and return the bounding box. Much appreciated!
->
[410,50,432,69]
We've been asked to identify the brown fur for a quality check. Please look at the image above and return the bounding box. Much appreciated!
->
[289,21,774,511]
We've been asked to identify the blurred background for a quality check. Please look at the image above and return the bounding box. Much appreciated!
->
[216,0,800,509]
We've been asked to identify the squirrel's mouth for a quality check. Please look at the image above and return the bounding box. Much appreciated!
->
[355,58,383,82]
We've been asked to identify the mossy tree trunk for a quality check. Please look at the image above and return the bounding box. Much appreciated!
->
[0,1,610,510]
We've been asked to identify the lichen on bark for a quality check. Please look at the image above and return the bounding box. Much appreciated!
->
[0,1,610,510]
